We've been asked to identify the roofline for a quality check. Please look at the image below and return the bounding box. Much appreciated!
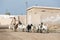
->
[27,6,60,11]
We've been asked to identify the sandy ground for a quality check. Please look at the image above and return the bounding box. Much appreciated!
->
[0,29,60,40]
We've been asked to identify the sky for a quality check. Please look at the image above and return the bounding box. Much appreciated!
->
[0,0,60,15]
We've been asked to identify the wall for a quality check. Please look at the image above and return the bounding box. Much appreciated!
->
[0,15,26,25]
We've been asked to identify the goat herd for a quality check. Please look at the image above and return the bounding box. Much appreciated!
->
[9,22,49,33]
[8,17,49,33]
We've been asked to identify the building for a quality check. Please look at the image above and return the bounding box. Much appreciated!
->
[26,6,60,28]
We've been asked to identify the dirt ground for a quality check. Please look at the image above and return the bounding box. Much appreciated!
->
[0,29,60,40]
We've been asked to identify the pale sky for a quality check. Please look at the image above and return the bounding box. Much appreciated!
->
[0,0,60,15]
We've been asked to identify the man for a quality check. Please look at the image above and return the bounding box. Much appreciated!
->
[11,17,17,31]
[11,17,16,25]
